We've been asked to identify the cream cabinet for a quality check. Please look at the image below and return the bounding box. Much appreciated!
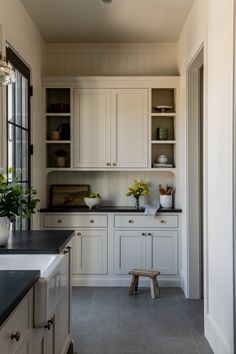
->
[114,230,177,275]
[73,88,148,168]
[73,230,108,275]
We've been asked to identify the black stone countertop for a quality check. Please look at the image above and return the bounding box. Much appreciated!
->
[0,270,40,327]
[0,230,74,254]
[40,206,182,213]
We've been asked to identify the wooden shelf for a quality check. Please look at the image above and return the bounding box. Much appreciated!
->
[46,113,71,117]
[151,140,176,144]
[151,113,176,117]
[46,140,71,144]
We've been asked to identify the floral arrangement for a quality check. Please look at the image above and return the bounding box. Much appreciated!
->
[126,180,150,209]
[0,168,39,222]
[159,184,175,195]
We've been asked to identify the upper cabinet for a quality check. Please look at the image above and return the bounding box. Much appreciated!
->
[73,89,111,168]
[42,76,179,173]
[73,88,148,168]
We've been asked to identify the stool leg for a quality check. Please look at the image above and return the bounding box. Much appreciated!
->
[129,275,136,296]
[153,277,160,298]
[150,278,155,299]
[134,276,139,292]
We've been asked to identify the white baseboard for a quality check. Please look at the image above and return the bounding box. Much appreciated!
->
[205,314,231,354]
[72,275,181,287]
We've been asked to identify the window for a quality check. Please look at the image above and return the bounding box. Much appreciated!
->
[6,47,31,230]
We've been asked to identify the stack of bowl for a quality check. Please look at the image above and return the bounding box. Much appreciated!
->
[157,127,169,140]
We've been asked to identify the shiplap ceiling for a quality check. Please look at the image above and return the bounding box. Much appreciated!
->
[21,0,194,43]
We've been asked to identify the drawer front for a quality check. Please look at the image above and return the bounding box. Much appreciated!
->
[114,214,178,228]
[0,295,29,354]
[43,214,108,228]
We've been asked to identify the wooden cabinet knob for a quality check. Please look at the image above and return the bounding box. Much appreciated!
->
[11,331,20,341]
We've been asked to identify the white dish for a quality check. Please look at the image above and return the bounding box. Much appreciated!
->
[84,197,101,209]
[155,105,173,112]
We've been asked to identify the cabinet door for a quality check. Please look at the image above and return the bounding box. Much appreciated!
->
[146,231,178,274]
[111,89,148,168]
[74,230,107,274]
[54,249,71,354]
[44,324,54,354]
[114,230,146,274]
[73,89,111,168]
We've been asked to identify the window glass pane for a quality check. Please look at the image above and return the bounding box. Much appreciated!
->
[8,123,15,169]
[15,71,22,126]
[22,76,28,129]
[15,126,22,173]
[7,83,15,124]
[22,129,29,181]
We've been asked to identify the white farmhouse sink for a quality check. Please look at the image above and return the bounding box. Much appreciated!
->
[0,254,65,327]
[0,254,63,278]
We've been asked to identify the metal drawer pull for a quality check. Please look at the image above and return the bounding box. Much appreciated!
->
[63,246,71,254]
[57,219,62,223]
[160,220,166,224]
[148,233,152,236]
[77,232,81,236]
[90,219,94,223]
[142,232,146,236]
[11,331,20,341]
[128,220,134,223]
[107,162,111,166]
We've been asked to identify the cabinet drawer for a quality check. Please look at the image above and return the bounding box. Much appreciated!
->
[0,295,29,354]
[114,214,178,228]
[43,214,108,228]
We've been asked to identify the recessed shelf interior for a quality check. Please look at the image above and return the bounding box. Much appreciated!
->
[46,116,71,140]
[46,88,70,113]
[46,143,71,168]
[152,88,175,113]
[151,116,175,140]
[151,144,175,167]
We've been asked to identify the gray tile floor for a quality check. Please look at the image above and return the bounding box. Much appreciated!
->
[72,287,213,354]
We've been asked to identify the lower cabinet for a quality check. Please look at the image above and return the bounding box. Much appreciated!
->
[73,230,108,274]
[114,230,178,275]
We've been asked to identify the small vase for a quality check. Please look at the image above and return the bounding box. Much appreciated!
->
[56,156,66,167]
[0,217,10,246]
[160,195,173,208]
[135,197,140,210]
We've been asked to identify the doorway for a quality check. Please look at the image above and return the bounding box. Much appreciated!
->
[187,46,204,299]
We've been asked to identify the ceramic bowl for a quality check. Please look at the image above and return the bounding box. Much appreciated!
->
[84,197,101,209]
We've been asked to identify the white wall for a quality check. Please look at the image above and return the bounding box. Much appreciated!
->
[0,0,46,228]
[177,0,234,353]
[44,43,178,76]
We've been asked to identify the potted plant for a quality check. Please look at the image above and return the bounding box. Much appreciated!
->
[55,149,67,167]
[0,168,39,245]
[159,184,175,208]
[126,180,150,210]
[84,193,102,209]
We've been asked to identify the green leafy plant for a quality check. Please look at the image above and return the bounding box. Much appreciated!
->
[126,180,150,209]
[88,193,102,199]
[55,149,67,157]
[0,168,39,222]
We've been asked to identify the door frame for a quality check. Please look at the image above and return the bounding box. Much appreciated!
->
[186,45,205,299]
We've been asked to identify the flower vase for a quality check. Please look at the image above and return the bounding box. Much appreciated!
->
[0,217,10,246]
[135,197,140,210]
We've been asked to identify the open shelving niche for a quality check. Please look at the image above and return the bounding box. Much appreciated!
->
[42,77,179,209]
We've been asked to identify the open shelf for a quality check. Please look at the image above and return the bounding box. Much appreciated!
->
[151,140,176,144]
[46,140,71,144]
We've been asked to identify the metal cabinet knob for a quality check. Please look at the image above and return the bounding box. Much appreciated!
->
[90,219,94,223]
[112,163,117,166]
[128,220,134,223]
[77,232,81,236]
[57,219,62,223]
[147,233,152,236]
[106,162,111,166]
[142,232,146,236]
[63,246,71,254]
[11,331,20,341]
[160,220,166,224]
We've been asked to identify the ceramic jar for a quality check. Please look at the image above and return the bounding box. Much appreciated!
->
[160,195,173,208]
[56,156,66,167]
[157,154,168,164]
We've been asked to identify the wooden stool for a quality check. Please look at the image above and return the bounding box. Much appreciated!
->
[128,269,160,299]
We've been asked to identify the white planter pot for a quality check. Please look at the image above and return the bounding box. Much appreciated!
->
[56,156,66,167]
[84,198,101,209]
[160,195,173,208]
[0,217,10,246]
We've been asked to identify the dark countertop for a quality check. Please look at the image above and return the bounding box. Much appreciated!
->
[40,206,182,213]
[0,230,74,254]
[0,270,40,327]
